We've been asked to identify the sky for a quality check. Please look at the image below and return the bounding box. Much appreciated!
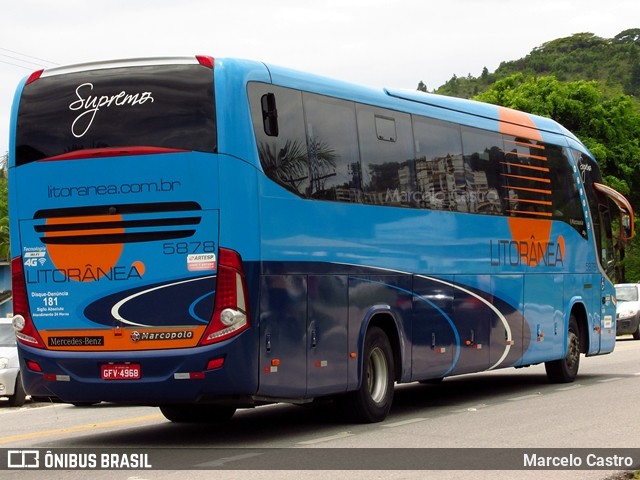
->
[1,0,639,156]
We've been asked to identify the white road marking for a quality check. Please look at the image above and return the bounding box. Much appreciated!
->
[297,432,354,445]
[381,418,429,428]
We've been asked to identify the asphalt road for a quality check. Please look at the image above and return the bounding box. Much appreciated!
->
[1,336,639,480]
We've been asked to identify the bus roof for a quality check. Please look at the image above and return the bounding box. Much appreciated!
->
[18,55,589,157]
[385,88,575,137]
[261,59,586,150]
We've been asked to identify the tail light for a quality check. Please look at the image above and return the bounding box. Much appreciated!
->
[199,248,250,345]
[11,257,46,348]
[196,55,215,69]
[25,69,44,85]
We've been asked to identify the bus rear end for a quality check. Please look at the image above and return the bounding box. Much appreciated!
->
[8,57,257,412]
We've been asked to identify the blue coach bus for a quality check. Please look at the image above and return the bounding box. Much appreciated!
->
[8,56,634,423]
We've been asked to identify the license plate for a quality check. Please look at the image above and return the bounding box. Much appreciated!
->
[101,363,141,380]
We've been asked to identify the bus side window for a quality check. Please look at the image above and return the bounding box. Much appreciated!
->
[302,93,361,202]
[357,105,414,207]
[412,117,463,211]
[460,127,504,215]
[547,145,587,238]
[248,83,309,197]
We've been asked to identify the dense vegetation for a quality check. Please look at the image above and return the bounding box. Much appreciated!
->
[428,29,640,99]
[419,29,640,281]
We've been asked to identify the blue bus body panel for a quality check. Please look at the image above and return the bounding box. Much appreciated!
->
[253,182,608,379]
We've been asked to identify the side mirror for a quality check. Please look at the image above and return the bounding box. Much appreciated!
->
[621,212,634,242]
[593,182,635,242]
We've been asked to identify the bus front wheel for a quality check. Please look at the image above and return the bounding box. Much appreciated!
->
[343,326,394,423]
[545,314,581,383]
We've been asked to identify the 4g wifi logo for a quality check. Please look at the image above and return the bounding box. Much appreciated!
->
[23,250,47,268]
[23,258,47,267]
[7,450,40,468]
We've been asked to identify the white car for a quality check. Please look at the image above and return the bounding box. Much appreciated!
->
[0,318,26,406]
[615,283,640,340]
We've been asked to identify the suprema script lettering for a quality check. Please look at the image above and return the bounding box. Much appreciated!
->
[69,83,154,138]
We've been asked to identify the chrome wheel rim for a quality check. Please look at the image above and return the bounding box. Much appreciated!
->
[366,346,388,404]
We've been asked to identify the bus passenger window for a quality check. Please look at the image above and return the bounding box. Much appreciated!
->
[248,83,309,197]
[358,105,414,207]
[500,136,552,219]
[302,93,361,203]
[460,127,504,215]
[547,144,587,238]
[412,117,463,211]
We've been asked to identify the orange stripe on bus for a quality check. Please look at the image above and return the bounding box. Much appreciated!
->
[504,138,546,150]
[506,186,552,195]
[501,173,551,184]
[505,198,552,206]
[506,210,553,218]
[504,152,548,162]
[501,162,550,173]
[498,107,543,141]
[46,215,125,281]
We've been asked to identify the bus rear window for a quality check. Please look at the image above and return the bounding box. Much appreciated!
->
[15,63,216,165]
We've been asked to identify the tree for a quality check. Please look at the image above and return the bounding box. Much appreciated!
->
[432,30,640,99]
[614,28,640,44]
[475,74,640,195]
[629,53,640,96]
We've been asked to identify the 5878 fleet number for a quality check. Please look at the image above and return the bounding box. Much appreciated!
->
[162,241,215,255]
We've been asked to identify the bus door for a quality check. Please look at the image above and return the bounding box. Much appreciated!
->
[576,151,634,354]
[591,182,634,353]
[592,195,616,354]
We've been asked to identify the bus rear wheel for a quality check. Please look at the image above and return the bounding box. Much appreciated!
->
[343,326,394,423]
[545,314,581,383]
[160,404,236,423]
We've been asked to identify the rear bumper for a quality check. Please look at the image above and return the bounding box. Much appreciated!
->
[16,332,258,405]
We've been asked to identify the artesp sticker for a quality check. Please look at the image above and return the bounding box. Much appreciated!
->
[187,253,216,271]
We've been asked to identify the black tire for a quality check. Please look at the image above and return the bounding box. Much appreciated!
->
[8,373,26,407]
[160,404,236,423]
[633,322,640,341]
[545,314,581,383]
[343,326,394,423]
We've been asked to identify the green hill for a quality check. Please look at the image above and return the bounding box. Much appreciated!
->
[428,28,640,100]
